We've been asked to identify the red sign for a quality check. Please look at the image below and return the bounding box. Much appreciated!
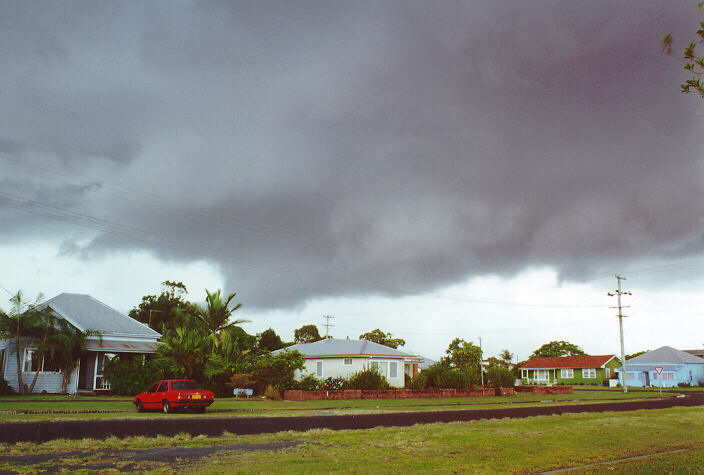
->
[654,366,664,375]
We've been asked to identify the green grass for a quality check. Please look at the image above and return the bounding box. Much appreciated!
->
[0,406,702,472]
[0,389,667,422]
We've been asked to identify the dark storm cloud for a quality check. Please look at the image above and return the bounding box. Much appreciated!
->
[2,1,703,308]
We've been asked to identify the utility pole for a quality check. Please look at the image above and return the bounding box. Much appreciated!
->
[323,315,334,338]
[608,275,631,393]
[479,336,484,387]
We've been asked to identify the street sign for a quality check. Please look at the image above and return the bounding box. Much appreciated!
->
[654,366,664,375]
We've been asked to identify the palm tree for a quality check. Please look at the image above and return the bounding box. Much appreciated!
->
[48,319,100,394]
[194,290,249,350]
[5,291,44,395]
[499,349,514,365]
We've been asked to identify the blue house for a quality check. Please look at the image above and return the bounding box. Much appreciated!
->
[621,346,704,388]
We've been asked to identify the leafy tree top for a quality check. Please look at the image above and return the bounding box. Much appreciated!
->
[662,2,704,98]
[530,340,585,359]
[358,329,406,349]
[258,328,285,352]
[194,289,248,337]
[294,324,323,344]
[441,338,482,372]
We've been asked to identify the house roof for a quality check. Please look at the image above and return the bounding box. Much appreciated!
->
[626,346,704,365]
[39,293,161,340]
[682,349,704,358]
[273,338,418,359]
[521,355,617,369]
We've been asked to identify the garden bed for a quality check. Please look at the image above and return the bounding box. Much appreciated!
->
[284,387,514,401]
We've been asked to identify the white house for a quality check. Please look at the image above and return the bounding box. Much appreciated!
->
[0,293,161,394]
[273,338,423,388]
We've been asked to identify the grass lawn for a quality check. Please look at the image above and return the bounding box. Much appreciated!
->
[0,405,702,472]
[0,388,668,422]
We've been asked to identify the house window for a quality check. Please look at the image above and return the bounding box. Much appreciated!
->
[626,372,635,380]
[42,352,61,373]
[560,369,573,379]
[536,370,550,381]
[662,373,674,381]
[521,369,528,378]
[582,368,596,379]
[316,361,323,378]
[605,368,610,378]
[370,361,388,377]
[22,349,60,373]
[344,358,352,365]
[23,349,40,372]
[390,362,398,378]
[0,349,5,376]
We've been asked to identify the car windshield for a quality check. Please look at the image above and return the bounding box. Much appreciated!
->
[171,380,202,390]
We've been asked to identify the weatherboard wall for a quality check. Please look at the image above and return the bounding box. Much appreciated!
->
[297,356,407,388]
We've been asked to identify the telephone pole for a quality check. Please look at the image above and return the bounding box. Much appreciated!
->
[608,275,631,393]
[479,336,484,387]
[323,315,334,338]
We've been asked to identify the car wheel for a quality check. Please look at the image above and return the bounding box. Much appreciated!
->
[136,400,145,413]
[162,400,172,414]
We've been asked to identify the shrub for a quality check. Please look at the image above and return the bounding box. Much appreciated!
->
[205,371,233,398]
[252,350,306,393]
[228,373,257,389]
[0,378,14,396]
[104,355,165,395]
[345,368,390,390]
[485,364,515,390]
[436,368,470,389]
[264,384,282,400]
[296,374,320,391]
[678,382,691,388]
[319,376,345,390]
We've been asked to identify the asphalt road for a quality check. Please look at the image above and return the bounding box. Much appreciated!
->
[1,393,702,444]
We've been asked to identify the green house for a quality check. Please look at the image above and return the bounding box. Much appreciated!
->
[520,355,621,385]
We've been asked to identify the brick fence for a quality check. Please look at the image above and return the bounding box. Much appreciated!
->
[284,387,515,401]
[514,385,573,395]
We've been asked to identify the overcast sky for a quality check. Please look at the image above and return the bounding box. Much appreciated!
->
[2,1,703,360]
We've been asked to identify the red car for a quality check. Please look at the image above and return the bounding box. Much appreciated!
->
[134,380,214,414]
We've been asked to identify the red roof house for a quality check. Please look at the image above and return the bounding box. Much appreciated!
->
[520,355,621,385]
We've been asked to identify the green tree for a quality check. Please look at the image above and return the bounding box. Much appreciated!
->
[358,329,406,349]
[48,320,101,394]
[1,291,45,395]
[294,324,323,343]
[442,338,482,376]
[129,281,200,334]
[251,350,305,393]
[485,362,515,391]
[626,350,648,360]
[156,326,214,382]
[258,328,285,352]
[662,3,704,98]
[499,349,514,365]
[194,289,249,346]
[530,341,585,358]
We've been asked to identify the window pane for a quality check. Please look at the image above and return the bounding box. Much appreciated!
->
[390,362,397,378]
[172,380,201,390]
[43,352,61,372]
[316,361,323,377]
[157,382,168,392]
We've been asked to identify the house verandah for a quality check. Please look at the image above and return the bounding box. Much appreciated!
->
[0,293,161,394]
[519,355,621,386]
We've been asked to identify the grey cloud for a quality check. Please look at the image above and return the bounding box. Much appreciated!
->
[2,1,703,309]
